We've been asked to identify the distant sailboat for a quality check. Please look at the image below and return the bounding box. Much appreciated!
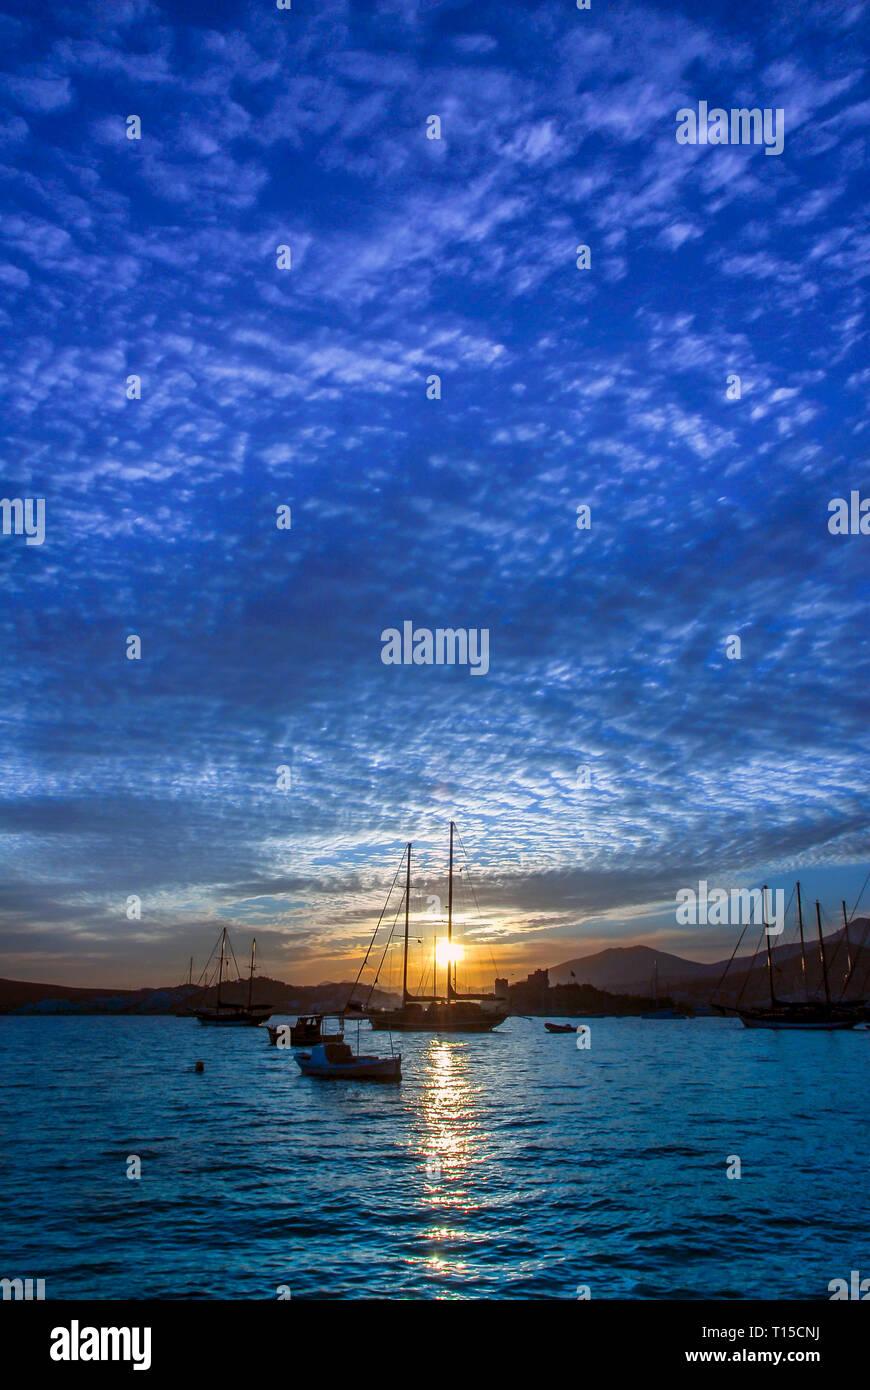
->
[356,824,509,1033]
[193,928,273,1026]
[737,883,863,1030]
[641,958,687,1019]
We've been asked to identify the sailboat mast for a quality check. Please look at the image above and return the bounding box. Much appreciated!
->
[762,886,776,1009]
[815,900,831,1004]
[402,843,412,1004]
[795,879,808,998]
[247,938,256,1009]
[215,927,228,1009]
[447,821,455,999]
[841,900,853,978]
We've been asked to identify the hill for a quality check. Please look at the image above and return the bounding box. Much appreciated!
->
[549,920,870,1006]
[0,975,398,1016]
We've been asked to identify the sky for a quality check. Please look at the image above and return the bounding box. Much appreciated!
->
[0,0,868,990]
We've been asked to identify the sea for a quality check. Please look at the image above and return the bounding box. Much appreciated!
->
[1,1014,867,1300]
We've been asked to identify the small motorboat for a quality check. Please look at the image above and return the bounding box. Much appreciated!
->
[295,1040,401,1082]
[266,1014,344,1046]
[544,1022,577,1033]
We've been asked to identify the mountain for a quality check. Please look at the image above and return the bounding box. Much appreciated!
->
[0,976,398,1016]
[549,944,719,993]
[549,920,870,1005]
[3,918,867,1015]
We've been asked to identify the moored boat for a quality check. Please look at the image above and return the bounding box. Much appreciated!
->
[295,1040,401,1082]
[544,1022,577,1033]
[640,959,687,1019]
[193,930,273,1026]
[266,1015,344,1046]
[733,884,864,1031]
[358,825,509,1034]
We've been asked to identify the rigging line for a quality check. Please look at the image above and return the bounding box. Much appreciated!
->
[345,850,406,1008]
[711,918,751,1001]
[226,935,243,983]
[454,826,484,918]
[818,901,851,1000]
[735,924,766,1006]
[717,884,795,1003]
[364,889,407,1008]
[194,938,220,988]
[455,826,507,981]
[848,866,870,923]
[192,932,228,995]
[454,826,490,979]
[819,900,846,989]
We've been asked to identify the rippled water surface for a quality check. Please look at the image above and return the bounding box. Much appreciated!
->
[1,1015,867,1299]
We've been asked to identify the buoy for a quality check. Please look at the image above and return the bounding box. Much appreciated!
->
[194,1060,205,1073]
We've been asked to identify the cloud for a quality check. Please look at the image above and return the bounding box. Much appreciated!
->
[0,0,867,986]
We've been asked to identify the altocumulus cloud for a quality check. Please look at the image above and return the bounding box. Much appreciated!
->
[0,0,868,985]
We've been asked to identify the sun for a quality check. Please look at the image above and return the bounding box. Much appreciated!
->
[435,941,464,968]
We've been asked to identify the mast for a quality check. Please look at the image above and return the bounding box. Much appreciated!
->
[815,900,831,1005]
[762,886,776,1009]
[447,820,455,999]
[841,900,853,979]
[796,880,807,998]
[217,927,226,1009]
[188,956,193,986]
[402,843,412,1004]
[247,938,256,1009]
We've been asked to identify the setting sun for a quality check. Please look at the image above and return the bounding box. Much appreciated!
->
[435,940,465,968]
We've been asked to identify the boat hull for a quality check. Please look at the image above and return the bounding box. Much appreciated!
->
[194,1008,272,1026]
[295,1052,401,1081]
[267,1022,344,1047]
[367,1003,509,1033]
[739,1015,858,1030]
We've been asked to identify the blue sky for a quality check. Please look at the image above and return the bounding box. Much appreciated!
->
[1,0,868,988]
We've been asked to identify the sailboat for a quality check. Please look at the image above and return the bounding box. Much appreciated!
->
[737,883,862,1030]
[193,928,273,1026]
[641,958,687,1019]
[358,823,509,1033]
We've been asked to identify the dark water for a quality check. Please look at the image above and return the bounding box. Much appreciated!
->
[1,1015,867,1299]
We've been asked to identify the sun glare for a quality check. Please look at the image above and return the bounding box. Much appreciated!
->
[435,940,465,968]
